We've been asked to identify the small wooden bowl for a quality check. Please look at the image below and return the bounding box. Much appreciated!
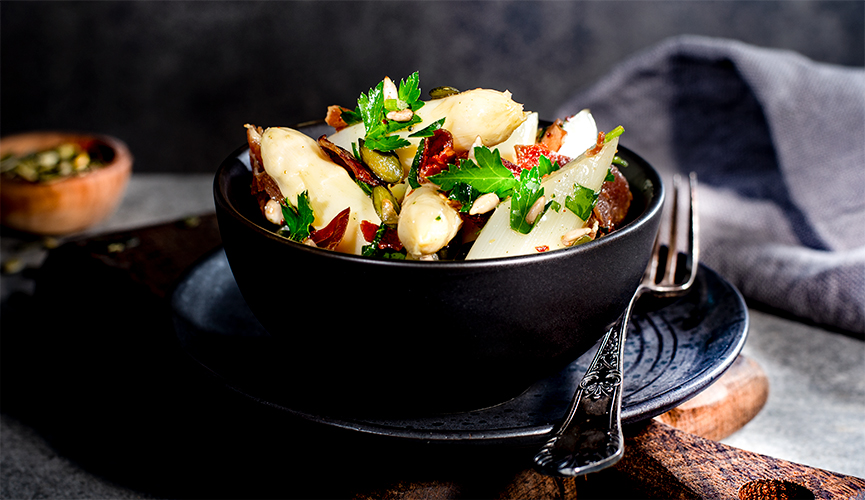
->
[0,132,133,235]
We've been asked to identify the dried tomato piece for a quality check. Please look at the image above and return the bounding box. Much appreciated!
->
[245,124,264,164]
[359,220,403,251]
[246,124,284,213]
[317,136,382,187]
[589,165,632,233]
[419,129,457,181]
[514,144,572,172]
[310,207,351,250]
[539,119,567,152]
[325,105,353,131]
[360,220,379,242]
[377,226,404,251]
[459,212,491,241]
[501,157,523,177]
[586,131,606,157]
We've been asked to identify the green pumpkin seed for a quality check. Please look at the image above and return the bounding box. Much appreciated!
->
[1,143,104,183]
[360,142,403,184]
[570,234,594,247]
[428,86,460,100]
[372,186,400,226]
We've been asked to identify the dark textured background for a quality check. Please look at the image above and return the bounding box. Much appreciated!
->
[1,1,863,174]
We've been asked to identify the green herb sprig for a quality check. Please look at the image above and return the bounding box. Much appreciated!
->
[509,166,544,234]
[564,184,599,221]
[352,72,425,152]
[604,125,624,143]
[427,146,517,198]
[559,126,624,221]
[279,191,316,241]
[408,118,445,138]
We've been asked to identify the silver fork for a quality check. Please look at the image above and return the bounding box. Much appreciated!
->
[533,172,699,477]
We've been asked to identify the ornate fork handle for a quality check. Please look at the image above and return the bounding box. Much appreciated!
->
[534,172,698,477]
[533,287,642,476]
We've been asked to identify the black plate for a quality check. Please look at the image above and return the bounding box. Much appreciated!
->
[171,248,748,448]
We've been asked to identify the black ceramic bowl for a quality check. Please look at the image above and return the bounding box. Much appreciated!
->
[213,123,664,417]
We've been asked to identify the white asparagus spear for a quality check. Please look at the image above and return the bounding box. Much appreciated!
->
[465,136,619,260]
[259,127,380,254]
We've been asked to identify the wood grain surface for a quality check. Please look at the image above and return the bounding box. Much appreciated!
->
[25,214,865,499]
[656,354,769,442]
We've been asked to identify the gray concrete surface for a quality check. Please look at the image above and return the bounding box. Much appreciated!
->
[722,309,865,478]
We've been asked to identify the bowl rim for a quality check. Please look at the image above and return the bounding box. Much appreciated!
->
[214,141,665,270]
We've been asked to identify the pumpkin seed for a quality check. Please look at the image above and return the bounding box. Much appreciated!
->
[372,186,400,226]
[1,258,24,275]
[429,86,460,100]
[360,141,403,184]
[1,143,105,183]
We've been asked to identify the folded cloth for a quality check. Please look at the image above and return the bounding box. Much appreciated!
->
[557,35,865,334]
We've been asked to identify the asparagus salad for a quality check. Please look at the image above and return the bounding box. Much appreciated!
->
[245,72,632,260]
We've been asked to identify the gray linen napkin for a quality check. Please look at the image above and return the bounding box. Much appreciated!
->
[557,35,865,334]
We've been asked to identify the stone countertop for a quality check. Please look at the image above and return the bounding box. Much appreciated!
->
[1,174,863,498]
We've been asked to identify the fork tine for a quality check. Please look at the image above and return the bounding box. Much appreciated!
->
[682,171,700,288]
[645,176,672,286]
[645,231,662,284]
[660,174,683,286]
[645,173,698,288]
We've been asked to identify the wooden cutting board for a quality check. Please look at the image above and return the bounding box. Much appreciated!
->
[27,214,865,499]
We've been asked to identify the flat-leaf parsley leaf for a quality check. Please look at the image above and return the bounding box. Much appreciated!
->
[408,118,445,138]
[280,191,316,241]
[564,184,598,221]
[355,72,425,152]
[510,165,544,234]
[428,146,518,198]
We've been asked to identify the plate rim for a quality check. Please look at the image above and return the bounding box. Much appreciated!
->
[170,247,749,446]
